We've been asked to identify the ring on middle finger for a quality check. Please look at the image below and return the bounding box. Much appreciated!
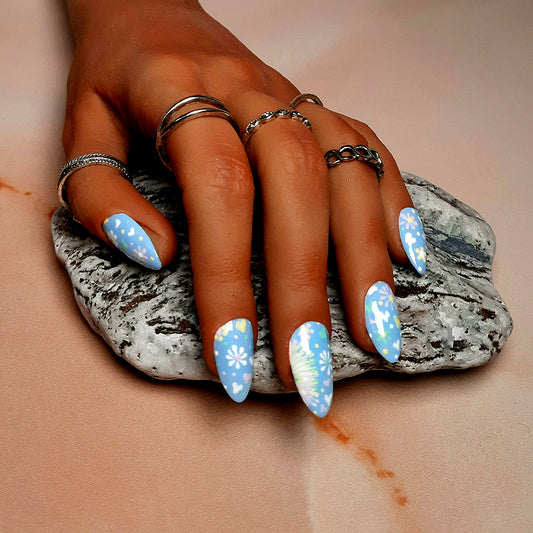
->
[324,144,385,181]
[242,108,312,147]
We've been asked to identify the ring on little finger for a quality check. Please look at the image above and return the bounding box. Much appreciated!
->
[324,144,384,182]
[289,92,324,109]
[156,95,239,171]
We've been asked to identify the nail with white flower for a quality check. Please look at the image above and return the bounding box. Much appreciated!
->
[102,213,161,270]
[365,281,401,363]
[289,322,333,418]
[214,318,254,403]
[398,207,427,274]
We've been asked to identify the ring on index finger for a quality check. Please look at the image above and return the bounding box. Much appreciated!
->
[156,95,239,171]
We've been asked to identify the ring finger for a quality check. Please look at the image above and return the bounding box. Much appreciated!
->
[298,102,402,363]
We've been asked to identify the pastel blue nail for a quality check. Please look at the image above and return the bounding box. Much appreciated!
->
[398,207,427,274]
[289,322,333,418]
[365,282,401,363]
[214,319,254,403]
[102,213,162,270]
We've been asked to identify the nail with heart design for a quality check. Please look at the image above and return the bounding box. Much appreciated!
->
[399,207,427,274]
[365,281,402,363]
[214,318,254,403]
[289,321,333,418]
[102,213,161,270]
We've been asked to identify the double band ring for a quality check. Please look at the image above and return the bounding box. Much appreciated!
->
[58,153,130,210]
[242,108,312,147]
[156,95,239,171]
[325,145,384,181]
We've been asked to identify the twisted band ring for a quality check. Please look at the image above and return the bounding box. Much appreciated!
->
[324,145,384,181]
[156,95,239,170]
[58,153,130,210]
[242,109,312,147]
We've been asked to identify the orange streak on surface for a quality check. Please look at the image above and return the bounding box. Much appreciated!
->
[315,415,410,510]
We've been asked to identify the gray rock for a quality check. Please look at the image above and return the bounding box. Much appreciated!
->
[51,169,513,393]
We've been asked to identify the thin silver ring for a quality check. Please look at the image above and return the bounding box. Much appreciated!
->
[242,109,312,147]
[58,153,130,210]
[289,93,324,109]
[324,144,384,181]
[156,95,238,171]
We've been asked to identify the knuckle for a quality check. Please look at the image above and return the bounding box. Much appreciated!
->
[340,129,368,148]
[350,119,378,142]
[196,252,246,282]
[276,132,327,182]
[127,53,199,108]
[210,55,268,87]
[195,147,254,205]
[285,253,327,293]
[357,221,388,252]
[135,52,196,83]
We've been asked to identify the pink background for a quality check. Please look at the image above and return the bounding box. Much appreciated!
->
[1,1,532,530]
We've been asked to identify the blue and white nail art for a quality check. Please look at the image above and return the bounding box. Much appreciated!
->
[289,322,333,418]
[214,318,254,403]
[102,213,161,270]
[399,207,427,274]
[365,282,401,363]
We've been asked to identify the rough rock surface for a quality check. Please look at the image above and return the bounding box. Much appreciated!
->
[51,170,513,393]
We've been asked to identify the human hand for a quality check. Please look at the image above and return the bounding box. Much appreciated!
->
[60,0,427,416]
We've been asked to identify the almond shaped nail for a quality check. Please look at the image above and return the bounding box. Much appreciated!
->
[102,213,162,270]
[214,318,254,403]
[289,321,333,418]
[365,282,401,363]
[399,207,427,274]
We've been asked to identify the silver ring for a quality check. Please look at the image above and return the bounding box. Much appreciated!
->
[324,144,384,181]
[58,153,130,210]
[289,93,324,109]
[156,95,238,171]
[242,109,312,147]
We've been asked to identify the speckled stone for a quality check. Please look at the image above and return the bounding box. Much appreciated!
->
[51,169,513,393]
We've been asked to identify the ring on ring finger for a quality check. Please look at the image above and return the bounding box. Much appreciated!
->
[324,144,384,181]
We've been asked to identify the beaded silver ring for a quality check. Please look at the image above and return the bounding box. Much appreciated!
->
[242,108,312,147]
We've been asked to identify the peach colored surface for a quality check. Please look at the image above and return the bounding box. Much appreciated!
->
[1,1,532,531]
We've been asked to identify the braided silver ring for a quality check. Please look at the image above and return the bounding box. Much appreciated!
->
[324,145,384,181]
[58,153,130,210]
[156,95,239,171]
[242,109,312,146]
[289,93,324,109]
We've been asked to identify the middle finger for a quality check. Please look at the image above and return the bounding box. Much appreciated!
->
[231,92,334,417]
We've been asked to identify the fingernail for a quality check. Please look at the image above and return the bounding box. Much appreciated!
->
[102,214,162,270]
[289,321,333,418]
[214,319,254,403]
[399,207,427,274]
[365,281,402,363]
